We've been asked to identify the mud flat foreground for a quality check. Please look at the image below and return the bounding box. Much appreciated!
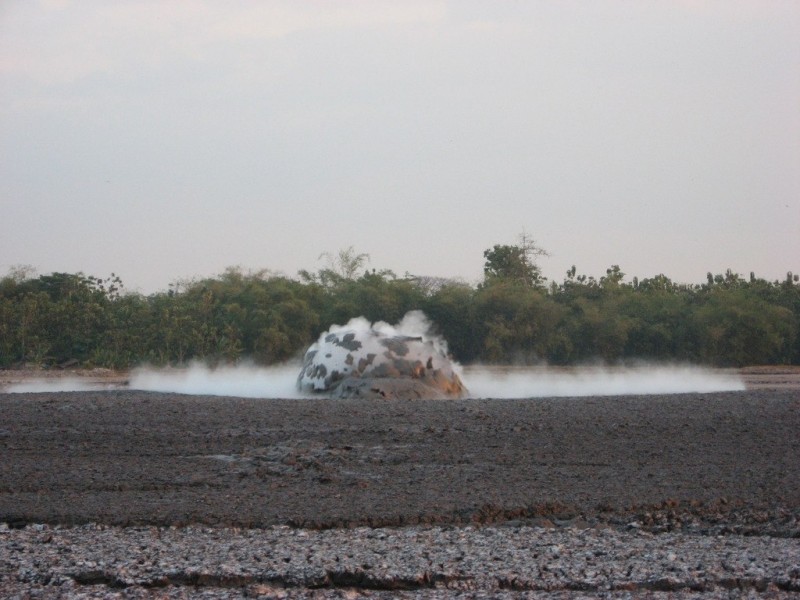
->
[1,389,798,598]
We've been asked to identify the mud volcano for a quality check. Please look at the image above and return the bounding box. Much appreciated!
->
[297,311,466,399]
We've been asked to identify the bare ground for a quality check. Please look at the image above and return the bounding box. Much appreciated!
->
[1,372,798,598]
[0,387,798,532]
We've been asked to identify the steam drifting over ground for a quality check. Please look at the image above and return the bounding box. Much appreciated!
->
[127,363,744,397]
[128,364,309,398]
[5,363,744,398]
[463,365,744,397]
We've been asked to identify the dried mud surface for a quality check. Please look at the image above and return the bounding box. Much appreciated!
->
[1,389,798,531]
[1,388,799,598]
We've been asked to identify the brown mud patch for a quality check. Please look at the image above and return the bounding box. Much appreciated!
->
[737,365,800,390]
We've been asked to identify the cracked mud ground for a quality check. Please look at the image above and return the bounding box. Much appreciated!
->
[1,390,799,597]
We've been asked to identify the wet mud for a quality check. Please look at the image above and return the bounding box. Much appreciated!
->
[1,390,798,534]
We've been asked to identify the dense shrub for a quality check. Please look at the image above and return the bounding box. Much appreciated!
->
[1,263,798,368]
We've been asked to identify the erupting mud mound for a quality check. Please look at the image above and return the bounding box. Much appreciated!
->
[297,311,466,399]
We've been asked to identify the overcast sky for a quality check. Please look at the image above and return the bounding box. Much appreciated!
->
[1,1,798,294]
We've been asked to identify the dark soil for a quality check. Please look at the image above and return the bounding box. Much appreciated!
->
[1,390,798,534]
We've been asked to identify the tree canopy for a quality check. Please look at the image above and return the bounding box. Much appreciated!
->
[482,232,549,288]
[1,243,798,369]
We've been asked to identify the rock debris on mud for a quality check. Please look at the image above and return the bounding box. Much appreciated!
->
[1,522,799,598]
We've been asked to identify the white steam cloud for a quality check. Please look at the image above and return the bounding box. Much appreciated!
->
[297,311,464,396]
[462,366,745,398]
[128,363,309,398]
[321,311,449,349]
[4,364,744,397]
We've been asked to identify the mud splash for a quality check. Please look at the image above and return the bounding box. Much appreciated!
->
[297,311,467,399]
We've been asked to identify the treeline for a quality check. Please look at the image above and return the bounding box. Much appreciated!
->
[1,248,798,368]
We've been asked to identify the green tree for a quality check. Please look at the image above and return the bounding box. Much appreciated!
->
[622,283,691,361]
[482,233,548,288]
[300,246,372,288]
[2,256,798,369]
[420,281,478,362]
[692,290,795,366]
[474,282,565,363]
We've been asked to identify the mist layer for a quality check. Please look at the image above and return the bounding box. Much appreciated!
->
[462,366,745,398]
[5,364,743,397]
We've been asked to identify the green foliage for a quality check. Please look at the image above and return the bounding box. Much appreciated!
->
[1,253,798,369]
[474,283,565,363]
[621,283,692,360]
[691,290,795,366]
[299,246,373,288]
[420,281,478,362]
[482,232,548,289]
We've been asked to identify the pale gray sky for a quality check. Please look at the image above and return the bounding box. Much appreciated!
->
[2,1,798,294]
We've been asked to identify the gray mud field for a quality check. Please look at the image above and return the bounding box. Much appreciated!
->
[2,389,799,598]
